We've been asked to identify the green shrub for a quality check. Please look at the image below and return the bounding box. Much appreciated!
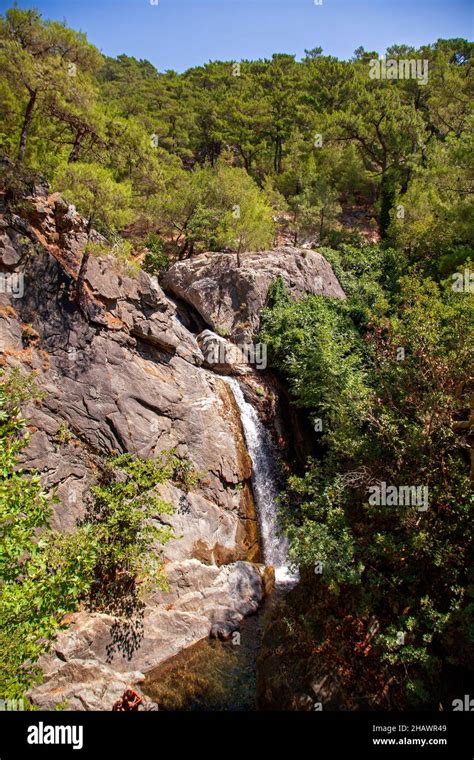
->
[142,234,170,275]
[0,369,176,699]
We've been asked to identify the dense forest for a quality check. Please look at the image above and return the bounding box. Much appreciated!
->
[0,8,472,263]
[0,6,473,710]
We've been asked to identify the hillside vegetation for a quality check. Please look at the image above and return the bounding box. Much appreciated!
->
[0,7,472,709]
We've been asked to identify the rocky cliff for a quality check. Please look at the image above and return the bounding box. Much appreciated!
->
[0,180,345,710]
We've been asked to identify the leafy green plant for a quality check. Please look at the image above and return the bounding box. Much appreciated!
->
[85,452,174,609]
[0,369,176,698]
[142,234,170,275]
[53,422,72,448]
[261,266,474,707]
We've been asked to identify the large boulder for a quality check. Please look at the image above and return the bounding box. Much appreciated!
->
[196,329,259,375]
[163,247,345,343]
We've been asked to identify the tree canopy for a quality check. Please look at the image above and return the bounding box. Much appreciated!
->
[0,8,471,267]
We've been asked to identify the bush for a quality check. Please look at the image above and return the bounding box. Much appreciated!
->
[261,268,474,707]
[142,234,170,275]
[0,369,176,699]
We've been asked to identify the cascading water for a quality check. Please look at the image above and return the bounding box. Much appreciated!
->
[224,377,298,586]
[143,377,297,710]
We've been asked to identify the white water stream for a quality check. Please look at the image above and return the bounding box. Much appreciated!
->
[224,377,298,585]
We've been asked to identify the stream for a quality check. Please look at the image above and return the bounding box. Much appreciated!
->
[143,377,296,709]
[224,377,297,585]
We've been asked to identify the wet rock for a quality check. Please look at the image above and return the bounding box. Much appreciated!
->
[27,560,264,709]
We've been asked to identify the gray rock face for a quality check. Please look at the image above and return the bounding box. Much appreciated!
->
[1,188,344,710]
[163,247,345,343]
[1,191,261,709]
[197,329,254,375]
[27,659,149,712]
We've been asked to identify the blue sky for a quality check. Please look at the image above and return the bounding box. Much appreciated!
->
[1,0,472,72]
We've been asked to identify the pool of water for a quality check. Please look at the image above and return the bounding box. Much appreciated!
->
[142,594,279,711]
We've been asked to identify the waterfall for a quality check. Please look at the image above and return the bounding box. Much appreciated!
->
[224,377,298,585]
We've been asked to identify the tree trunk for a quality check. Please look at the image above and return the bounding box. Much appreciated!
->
[178,239,189,260]
[379,170,396,240]
[400,167,412,195]
[236,238,243,268]
[18,91,37,162]
[319,208,325,242]
[68,128,86,163]
[274,137,282,173]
